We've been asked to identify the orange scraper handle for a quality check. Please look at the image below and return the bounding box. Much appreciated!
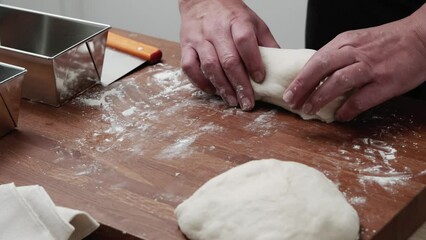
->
[106,31,162,64]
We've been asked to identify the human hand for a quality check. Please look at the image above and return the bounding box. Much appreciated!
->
[283,7,426,121]
[178,0,279,110]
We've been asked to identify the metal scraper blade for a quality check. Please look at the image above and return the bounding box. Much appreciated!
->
[100,47,146,86]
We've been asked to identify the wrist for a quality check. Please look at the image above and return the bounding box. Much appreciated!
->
[410,4,426,82]
[409,4,426,50]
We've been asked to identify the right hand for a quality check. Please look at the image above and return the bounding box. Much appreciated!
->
[282,6,426,121]
[178,0,279,110]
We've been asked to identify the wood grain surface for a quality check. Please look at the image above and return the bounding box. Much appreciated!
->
[0,29,425,240]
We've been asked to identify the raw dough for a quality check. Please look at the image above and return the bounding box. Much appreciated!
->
[252,47,345,123]
[175,159,359,240]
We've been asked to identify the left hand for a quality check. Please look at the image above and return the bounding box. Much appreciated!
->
[282,7,426,121]
[178,0,279,111]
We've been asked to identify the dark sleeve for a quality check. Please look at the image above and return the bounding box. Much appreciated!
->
[305,0,425,50]
[305,0,426,100]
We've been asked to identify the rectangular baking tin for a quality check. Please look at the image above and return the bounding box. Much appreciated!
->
[0,62,26,137]
[0,4,110,106]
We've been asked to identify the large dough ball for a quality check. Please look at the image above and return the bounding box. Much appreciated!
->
[175,159,359,240]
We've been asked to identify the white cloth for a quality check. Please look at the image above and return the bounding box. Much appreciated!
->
[0,183,99,240]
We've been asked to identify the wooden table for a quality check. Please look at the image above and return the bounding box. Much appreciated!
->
[0,29,425,240]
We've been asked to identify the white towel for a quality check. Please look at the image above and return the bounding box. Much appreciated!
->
[0,183,99,240]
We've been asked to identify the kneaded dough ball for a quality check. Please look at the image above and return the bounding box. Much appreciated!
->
[175,159,359,240]
[251,47,345,123]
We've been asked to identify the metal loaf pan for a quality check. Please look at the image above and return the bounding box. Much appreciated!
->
[0,62,26,137]
[0,4,110,106]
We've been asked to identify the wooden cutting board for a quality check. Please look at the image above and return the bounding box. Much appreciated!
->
[0,29,425,240]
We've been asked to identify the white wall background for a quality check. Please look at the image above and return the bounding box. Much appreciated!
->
[0,0,308,48]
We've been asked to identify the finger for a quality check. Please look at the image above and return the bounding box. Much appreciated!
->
[301,62,372,115]
[181,46,215,94]
[213,35,255,111]
[231,21,265,83]
[335,82,392,121]
[283,46,357,109]
[255,18,280,48]
[197,41,239,107]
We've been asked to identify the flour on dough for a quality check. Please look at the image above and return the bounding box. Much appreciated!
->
[175,159,359,240]
[252,47,345,123]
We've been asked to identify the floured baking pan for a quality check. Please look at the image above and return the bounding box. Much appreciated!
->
[0,62,26,137]
[0,4,110,106]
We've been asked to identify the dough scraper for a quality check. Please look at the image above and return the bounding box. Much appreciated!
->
[101,31,162,86]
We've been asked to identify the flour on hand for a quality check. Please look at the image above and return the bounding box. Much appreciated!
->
[175,159,359,240]
[252,47,345,123]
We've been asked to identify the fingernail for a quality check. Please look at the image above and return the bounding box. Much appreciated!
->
[252,71,264,82]
[241,97,253,111]
[283,90,294,104]
[226,95,238,107]
[302,103,313,114]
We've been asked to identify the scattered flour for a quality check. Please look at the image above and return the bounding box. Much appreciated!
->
[74,162,102,176]
[122,106,137,117]
[358,175,411,192]
[340,137,410,193]
[46,60,426,240]
[199,123,223,133]
[153,192,186,203]
[349,196,367,205]
[331,111,424,194]
[66,62,423,210]
[69,64,239,163]
[149,69,194,100]
[77,88,125,108]
[356,138,397,164]
[244,110,279,136]
[158,135,198,159]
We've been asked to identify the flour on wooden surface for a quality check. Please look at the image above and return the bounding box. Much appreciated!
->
[122,106,137,116]
[70,64,234,163]
[349,196,367,205]
[244,110,279,136]
[158,135,198,159]
[74,162,102,176]
[358,175,411,192]
[60,63,424,217]
[331,113,423,195]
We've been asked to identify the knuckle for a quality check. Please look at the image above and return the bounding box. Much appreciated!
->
[221,54,240,72]
[314,53,330,69]
[339,31,353,40]
[233,34,250,46]
[337,30,357,41]
[335,30,366,47]
[181,60,193,74]
[200,58,217,74]
[180,49,198,76]
[334,71,352,90]
[232,29,253,46]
